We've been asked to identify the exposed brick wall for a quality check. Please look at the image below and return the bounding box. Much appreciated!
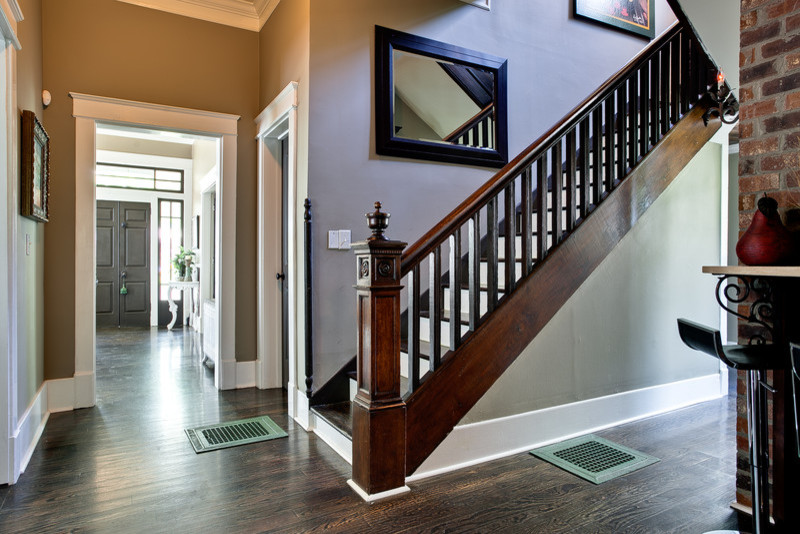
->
[738,0,800,510]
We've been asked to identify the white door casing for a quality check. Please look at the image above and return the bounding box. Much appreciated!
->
[255,82,308,426]
[71,93,240,395]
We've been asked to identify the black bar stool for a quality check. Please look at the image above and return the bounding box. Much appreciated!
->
[678,318,785,534]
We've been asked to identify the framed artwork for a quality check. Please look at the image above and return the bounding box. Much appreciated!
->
[575,0,655,39]
[20,110,50,222]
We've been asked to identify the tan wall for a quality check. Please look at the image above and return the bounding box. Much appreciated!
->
[41,0,260,377]
[258,0,310,109]
[16,0,45,417]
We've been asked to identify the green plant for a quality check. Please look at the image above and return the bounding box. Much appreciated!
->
[172,246,196,276]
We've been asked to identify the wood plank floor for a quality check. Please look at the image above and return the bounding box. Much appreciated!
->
[0,327,741,533]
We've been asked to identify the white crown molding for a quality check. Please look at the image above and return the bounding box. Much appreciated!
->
[459,0,490,10]
[117,0,279,32]
[0,0,23,48]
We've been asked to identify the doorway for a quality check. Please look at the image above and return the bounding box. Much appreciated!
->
[280,137,289,388]
[96,200,151,327]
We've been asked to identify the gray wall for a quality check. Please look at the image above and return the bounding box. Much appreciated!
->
[463,142,724,423]
[307,0,678,386]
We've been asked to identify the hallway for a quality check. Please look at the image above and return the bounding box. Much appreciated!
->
[0,327,741,532]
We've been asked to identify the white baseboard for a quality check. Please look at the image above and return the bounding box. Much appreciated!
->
[236,361,256,388]
[407,373,723,481]
[310,411,352,464]
[219,357,237,390]
[289,382,310,430]
[347,479,410,502]
[12,383,49,480]
[47,372,96,413]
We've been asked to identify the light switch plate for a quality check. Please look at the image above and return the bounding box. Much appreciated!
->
[338,230,351,250]
[328,230,339,249]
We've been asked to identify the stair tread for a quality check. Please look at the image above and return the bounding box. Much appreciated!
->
[311,402,352,439]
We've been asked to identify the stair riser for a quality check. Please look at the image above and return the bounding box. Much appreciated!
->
[400,351,431,379]
[419,316,470,344]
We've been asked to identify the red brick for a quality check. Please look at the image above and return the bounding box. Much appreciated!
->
[762,34,800,58]
[742,21,781,47]
[766,0,800,18]
[789,53,800,70]
[787,91,800,109]
[742,0,774,10]
[740,211,754,229]
[740,194,756,211]
[741,47,757,68]
[739,173,781,193]
[764,109,800,132]
[742,9,759,29]
[740,136,779,155]
[787,169,800,188]
[740,86,755,103]
[789,12,800,32]
[761,152,800,170]
[740,98,777,120]
[762,71,800,95]
[771,189,800,208]
[786,130,800,148]
[740,121,754,139]
[740,61,777,83]
[739,156,757,175]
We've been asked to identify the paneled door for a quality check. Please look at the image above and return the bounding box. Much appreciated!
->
[96,200,151,327]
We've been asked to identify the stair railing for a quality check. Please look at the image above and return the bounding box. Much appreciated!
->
[352,17,720,499]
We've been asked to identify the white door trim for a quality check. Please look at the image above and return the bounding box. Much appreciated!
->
[71,93,240,394]
[255,82,308,424]
[1,0,22,485]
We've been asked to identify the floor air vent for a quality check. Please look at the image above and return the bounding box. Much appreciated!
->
[186,415,287,453]
[530,434,659,484]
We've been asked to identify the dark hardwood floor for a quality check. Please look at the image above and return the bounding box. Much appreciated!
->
[0,327,741,533]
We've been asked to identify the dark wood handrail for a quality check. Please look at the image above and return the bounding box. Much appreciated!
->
[400,22,685,274]
[443,103,494,143]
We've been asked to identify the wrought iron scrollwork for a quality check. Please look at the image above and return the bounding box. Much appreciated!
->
[714,275,773,344]
[702,76,739,126]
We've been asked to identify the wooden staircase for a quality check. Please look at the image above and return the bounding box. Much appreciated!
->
[312,10,730,499]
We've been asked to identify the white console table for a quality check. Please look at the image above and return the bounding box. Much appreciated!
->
[167,281,200,331]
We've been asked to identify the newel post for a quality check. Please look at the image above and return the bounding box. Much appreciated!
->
[348,202,410,501]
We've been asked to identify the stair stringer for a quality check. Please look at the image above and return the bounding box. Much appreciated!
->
[404,103,721,476]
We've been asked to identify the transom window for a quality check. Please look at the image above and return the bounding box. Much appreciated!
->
[96,162,183,193]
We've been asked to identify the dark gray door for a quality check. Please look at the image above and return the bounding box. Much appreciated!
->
[281,138,289,389]
[96,201,151,328]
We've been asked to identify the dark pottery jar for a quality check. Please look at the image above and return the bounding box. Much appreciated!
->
[736,194,795,266]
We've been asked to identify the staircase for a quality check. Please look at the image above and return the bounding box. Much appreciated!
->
[311,9,730,498]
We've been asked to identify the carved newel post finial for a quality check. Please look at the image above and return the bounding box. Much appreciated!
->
[366,201,390,241]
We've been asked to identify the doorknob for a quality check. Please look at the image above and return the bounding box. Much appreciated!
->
[276,273,285,280]
[121,222,128,228]
[121,271,127,278]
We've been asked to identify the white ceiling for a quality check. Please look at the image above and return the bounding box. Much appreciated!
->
[116,0,279,31]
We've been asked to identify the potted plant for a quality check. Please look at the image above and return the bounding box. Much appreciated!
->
[172,246,196,281]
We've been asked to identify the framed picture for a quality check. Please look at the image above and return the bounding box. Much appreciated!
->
[20,110,50,222]
[575,0,655,39]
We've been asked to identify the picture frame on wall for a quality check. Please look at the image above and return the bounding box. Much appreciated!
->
[575,0,656,39]
[20,110,50,223]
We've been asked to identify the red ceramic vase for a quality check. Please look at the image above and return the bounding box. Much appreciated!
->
[736,196,794,266]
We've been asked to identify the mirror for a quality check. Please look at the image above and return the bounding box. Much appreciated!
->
[375,26,508,168]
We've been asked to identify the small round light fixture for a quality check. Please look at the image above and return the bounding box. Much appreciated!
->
[42,90,52,108]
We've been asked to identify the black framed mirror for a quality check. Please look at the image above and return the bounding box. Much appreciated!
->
[375,26,508,168]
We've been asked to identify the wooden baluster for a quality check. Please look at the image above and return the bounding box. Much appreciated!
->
[692,40,704,103]
[504,181,517,293]
[429,246,442,369]
[565,129,577,232]
[449,230,462,351]
[304,198,313,398]
[616,83,627,180]
[649,56,659,147]
[486,198,499,311]
[640,59,650,154]
[591,107,603,206]
[521,166,533,275]
[468,212,480,331]
[481,119,490,149]
[551,142,563,244]
[629,71,640,168]
[407,264,421,392]
[680,30,691,115]
[536,156,548,259]
[660,45,670,136]
[352,202,408,499]
[670,34,681,123]
[579,117,591,217]
[604,96,615,192]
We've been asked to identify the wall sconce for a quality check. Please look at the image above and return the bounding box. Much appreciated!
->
[702,72,739,126]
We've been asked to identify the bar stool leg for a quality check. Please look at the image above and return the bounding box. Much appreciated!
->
[747,369,771,534]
